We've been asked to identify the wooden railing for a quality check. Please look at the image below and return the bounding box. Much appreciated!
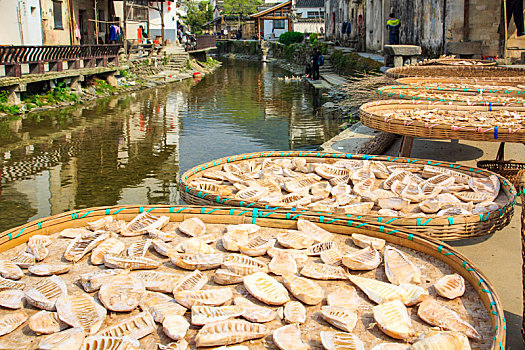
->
[194,35,217,51]
[0,44,121,78]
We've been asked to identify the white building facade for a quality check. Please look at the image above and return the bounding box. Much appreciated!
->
[294,0,324,35]
[0,0,43,45]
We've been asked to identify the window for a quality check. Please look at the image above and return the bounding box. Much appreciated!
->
[273,19,285,29]
[30,6,36,16]
[307,11,324,18]
[53,1,63,29]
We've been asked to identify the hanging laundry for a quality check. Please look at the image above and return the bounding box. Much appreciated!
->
[341,22,348,34]
[109,24,120,42]
[75,24,81,40]
[507,0,524,36]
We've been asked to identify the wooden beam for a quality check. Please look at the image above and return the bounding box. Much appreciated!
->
[147,1,150,41]
[258,16,288,20]
[504,0,508,63]
[123,0,127,51]
[68,0,75,44]
[161,0,165,44]
[94,0,99,44]
[398,136,414,157]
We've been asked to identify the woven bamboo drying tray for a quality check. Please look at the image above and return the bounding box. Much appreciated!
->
[477,160,525,189]
[521,193,525,344]
[377,85,525,106]
[0,205,506,349]
[360,100,525,143]
[386,65,525,79]
[179,151,516,240]
[396,76,525,88]
[414,58,497,67]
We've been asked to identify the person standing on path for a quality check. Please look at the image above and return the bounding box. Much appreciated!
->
[386,13,400,45]
[311,48,322,80]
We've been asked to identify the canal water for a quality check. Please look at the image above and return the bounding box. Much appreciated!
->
[0,59,340,231]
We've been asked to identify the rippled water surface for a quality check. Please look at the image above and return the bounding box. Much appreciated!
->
[0,59,340,231]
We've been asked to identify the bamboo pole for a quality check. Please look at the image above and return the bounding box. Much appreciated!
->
[123,0,128,52]
[147,1,150,42]
[94,0,99,44]
[160,0,165,45]
[68,0,75,44]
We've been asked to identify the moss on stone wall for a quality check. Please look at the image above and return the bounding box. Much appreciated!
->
[216,40,261,57]
[330,50,382,75]
[269,42,327,65]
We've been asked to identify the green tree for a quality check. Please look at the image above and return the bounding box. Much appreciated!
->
[186,0,213,34]
[223,0,261,17]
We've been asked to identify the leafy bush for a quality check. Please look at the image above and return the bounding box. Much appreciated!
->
[309,33,319,43]
[278,31,304,45]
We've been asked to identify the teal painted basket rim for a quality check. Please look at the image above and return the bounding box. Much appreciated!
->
[179,151,516,237]
[378,84,525,95]
[377,85,525,106]
[386,64,525,79]
[360,99,525,141]
[0,204,507,350]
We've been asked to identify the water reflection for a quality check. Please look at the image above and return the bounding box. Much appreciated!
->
[0,59,340,231]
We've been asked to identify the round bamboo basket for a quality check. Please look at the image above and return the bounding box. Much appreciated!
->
[377,85,525,106]
[417,58,498,67]
[360,100,525,143]
[0,205,506,349]
[396,76,525,88]
[179,151,516,240]
[520,191,525,344]
[386,65,525,79]
[414,58,497,67]
[477,160,525,189]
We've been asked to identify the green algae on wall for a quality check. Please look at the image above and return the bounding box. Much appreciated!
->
[330,50,382,75]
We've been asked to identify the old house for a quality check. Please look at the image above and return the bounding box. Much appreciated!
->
[324,0,365,48]
[252,1,293,39]
[365,0,505,57]
[40,0,115,45]
[325,0,523,60]
[294,0,325,35]
[0,0,115,46]
[148,1,179,43]
[0,0,44,45]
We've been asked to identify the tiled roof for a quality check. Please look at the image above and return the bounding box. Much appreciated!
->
[296,0,324,8]
[251,1,292,17]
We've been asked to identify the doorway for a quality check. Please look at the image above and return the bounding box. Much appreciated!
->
[79,9,88,44]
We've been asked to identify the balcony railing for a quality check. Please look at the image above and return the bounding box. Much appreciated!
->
[0,44,121,78]
[187,36,217,52]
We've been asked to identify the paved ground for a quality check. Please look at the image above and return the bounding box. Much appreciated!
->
[320,71,348,86]
[318,50,523,347]
[384,138,524,349]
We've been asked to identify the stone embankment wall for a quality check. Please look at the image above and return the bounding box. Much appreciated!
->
[269,42,316,66]
[330,50,382,75]
[216,40,381,75]
[216,40,262,59]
